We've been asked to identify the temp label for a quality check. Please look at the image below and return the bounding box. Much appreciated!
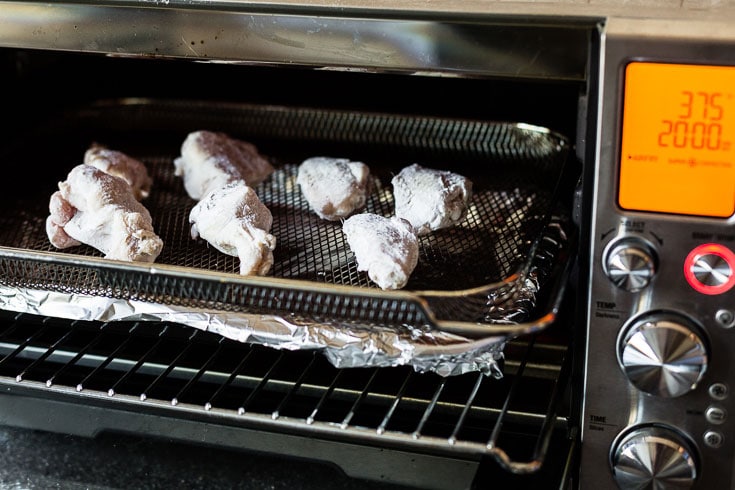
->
[619,62,735,218]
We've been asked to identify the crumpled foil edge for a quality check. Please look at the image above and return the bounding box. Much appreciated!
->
[0,286,505,378]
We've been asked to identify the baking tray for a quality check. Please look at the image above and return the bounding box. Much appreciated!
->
[0,98,574,339]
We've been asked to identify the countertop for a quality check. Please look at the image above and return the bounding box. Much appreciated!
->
[0,425,412,490]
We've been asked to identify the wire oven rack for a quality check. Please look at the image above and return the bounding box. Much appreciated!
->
[0,98,573,341]
[0,309,575,489]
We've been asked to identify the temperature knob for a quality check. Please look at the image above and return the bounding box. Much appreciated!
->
[618,312,708,397]
[604,239,657,291]
[611,425,698,489]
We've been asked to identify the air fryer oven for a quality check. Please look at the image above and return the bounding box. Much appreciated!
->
[0,5,589,489]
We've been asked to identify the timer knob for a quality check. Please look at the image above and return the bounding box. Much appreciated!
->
[611,425,698,489]
[604,239,657,292]
[618,312,708,398]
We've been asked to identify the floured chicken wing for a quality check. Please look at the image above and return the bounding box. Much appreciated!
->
[174,130,275,200]
[296,156,371,221]
[392,163,473,236]
[189,181,276,276]
[342,213,419,290]
[84,143,153,200]
[46,164,163,262]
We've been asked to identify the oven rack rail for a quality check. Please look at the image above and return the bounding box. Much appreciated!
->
[0,310,572,484]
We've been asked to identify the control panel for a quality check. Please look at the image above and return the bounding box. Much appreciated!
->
[579,18,735,490]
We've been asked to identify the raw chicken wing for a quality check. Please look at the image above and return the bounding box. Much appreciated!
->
[84,143,153,200]
[46,164,163,262]
[174,130,274,200]
[392,163,473,236]
[342,213,419,290]
[189,181,276,276]
[296,156,371,221]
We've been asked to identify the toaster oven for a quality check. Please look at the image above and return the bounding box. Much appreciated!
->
[0,2,734,489]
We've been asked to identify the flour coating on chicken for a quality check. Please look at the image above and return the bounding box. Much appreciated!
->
[174,130,275,200]
[342,213,419,290]
[46,164,163,262]
[189,181,276,276]
[392,164,473,236]
[296,156,371,221]
[84,144,153,200]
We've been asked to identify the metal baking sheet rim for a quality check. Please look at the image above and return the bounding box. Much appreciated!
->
[0,285,508,377]
[0,221,572,377]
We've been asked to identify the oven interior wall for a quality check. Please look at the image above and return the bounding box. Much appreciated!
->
[1,49,581,145]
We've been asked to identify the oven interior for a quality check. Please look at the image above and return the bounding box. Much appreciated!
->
[0,45,588,489]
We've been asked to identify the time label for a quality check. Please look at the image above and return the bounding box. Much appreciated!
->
[619,62,735,218]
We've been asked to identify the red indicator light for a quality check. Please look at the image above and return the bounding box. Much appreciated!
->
[684,243,735,295]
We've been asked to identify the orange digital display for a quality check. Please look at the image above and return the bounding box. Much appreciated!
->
[619,62,735,217]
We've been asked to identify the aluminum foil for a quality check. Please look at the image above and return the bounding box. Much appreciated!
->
[0,286,507,377]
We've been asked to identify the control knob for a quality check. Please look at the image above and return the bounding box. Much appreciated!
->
[684,243,735,295]
[618,312,708,397]
[604,239,657,292]
[611,425,698,489]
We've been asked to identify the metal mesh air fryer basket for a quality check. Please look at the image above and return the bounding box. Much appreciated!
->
[0,99,573,341]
